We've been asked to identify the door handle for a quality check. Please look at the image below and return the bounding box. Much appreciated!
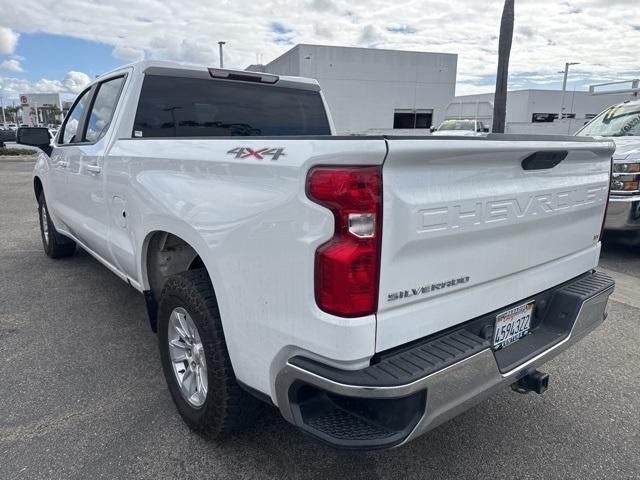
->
[56,160,69,168]
[86,164,101,174]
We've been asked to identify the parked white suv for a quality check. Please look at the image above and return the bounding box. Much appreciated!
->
[18,61,615,450]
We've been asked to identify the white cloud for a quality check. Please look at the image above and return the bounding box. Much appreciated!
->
[62,70,91,93]
[0,0,639,95]
[309,0,336,12]
[112,45,145,62]
[313,23,333,39]
[0,27,19,55]
[0,59,23,72]
[33,78,65,93]
[358,25,385,47]
[0,70,90,100]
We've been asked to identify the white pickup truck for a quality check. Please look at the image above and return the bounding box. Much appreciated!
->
[431,119,489,136]
[18,61,615,450]
[576,98,640,240]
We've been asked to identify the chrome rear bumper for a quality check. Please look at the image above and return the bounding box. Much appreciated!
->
[275,271,614,450]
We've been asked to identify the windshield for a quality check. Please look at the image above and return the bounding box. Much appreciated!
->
[438,120,476,131]
[576,104,640,137]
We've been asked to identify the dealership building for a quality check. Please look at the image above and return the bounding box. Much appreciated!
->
[18,92,68,126]
[445,89,631,135]
[248,44,457,134]
[11,45,631,135]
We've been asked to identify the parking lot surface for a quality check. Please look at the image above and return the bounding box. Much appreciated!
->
[1,158,638,480]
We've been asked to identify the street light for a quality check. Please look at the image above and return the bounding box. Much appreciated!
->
[218,41,226,68]
[0,96,6,127]
[558,62,580,123]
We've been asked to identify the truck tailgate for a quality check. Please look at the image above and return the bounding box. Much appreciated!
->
[377,136,614,351]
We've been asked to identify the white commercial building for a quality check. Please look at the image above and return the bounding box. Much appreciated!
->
[18,92,65,126]
[248,44,457,134]
[445,89,631,135]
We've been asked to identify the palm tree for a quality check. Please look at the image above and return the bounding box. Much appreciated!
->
[492,0,515,133]
[48,105,63,125]
[5,106,19,123]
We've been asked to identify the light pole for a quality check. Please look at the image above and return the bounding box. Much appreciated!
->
[0,97,6,127]
[558,62,579,123]
[218,41,226,68]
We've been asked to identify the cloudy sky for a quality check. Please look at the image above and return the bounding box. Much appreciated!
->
[0,0,639,102]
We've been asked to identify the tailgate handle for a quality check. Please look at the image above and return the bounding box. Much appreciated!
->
[521,151,568,170]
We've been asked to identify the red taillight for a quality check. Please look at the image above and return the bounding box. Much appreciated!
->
[306,166,382,317]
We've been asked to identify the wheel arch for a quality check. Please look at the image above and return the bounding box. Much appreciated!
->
[141,229,213,331]
[34,176,43,201]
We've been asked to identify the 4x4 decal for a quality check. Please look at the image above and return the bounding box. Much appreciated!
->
[227,147,286,161]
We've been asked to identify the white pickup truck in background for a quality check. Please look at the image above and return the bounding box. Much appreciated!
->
[576,98,640,241]
[18,61,615,450]
[431,118,489,136]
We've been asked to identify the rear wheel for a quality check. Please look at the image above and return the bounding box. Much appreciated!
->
[158,269,263,438]
[38,193,75,258]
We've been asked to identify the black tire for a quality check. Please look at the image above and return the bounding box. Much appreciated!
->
[158,269,263,438]
[38,193,76,259]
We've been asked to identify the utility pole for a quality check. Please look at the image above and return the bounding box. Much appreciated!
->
[492,0,515,133]
[558,62,579,123]
[34,102,39,127]
[218,41,226,68]
[0,97,6,126]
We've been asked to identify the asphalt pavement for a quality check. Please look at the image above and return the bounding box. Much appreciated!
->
[0,157,638,480]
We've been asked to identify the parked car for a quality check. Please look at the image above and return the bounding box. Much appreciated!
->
[0,127,16,144]
[18,60,615,450]
[575,99,640,241]
[431,119,489,136]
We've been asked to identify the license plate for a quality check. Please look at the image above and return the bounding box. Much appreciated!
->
[493,301,534,350]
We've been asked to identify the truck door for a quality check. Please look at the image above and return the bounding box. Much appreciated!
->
[64,75,126,263]
[48,87,93,232]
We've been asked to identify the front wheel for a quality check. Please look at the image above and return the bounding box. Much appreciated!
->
[38,193,76,259]
[158,269,263,438]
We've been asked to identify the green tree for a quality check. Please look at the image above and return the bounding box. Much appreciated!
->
[5,106,20,123]
[48,105,63,124]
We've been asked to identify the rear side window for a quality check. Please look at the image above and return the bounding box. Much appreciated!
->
[132,75,331,137]
[84,76,125,143]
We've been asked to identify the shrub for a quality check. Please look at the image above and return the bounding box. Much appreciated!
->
[0,147,38,156]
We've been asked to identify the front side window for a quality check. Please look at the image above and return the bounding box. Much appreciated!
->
[61,89,91,144]
[84,76,125,143]
[132,75,331,137]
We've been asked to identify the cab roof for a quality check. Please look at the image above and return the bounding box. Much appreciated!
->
[95,60,321,91]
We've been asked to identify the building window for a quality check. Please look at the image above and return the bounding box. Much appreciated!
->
[393,109,433,129]
[532,112,576,123]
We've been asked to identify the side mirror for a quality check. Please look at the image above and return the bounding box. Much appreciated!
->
[17,127,52,155]
[430,126,436,133]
